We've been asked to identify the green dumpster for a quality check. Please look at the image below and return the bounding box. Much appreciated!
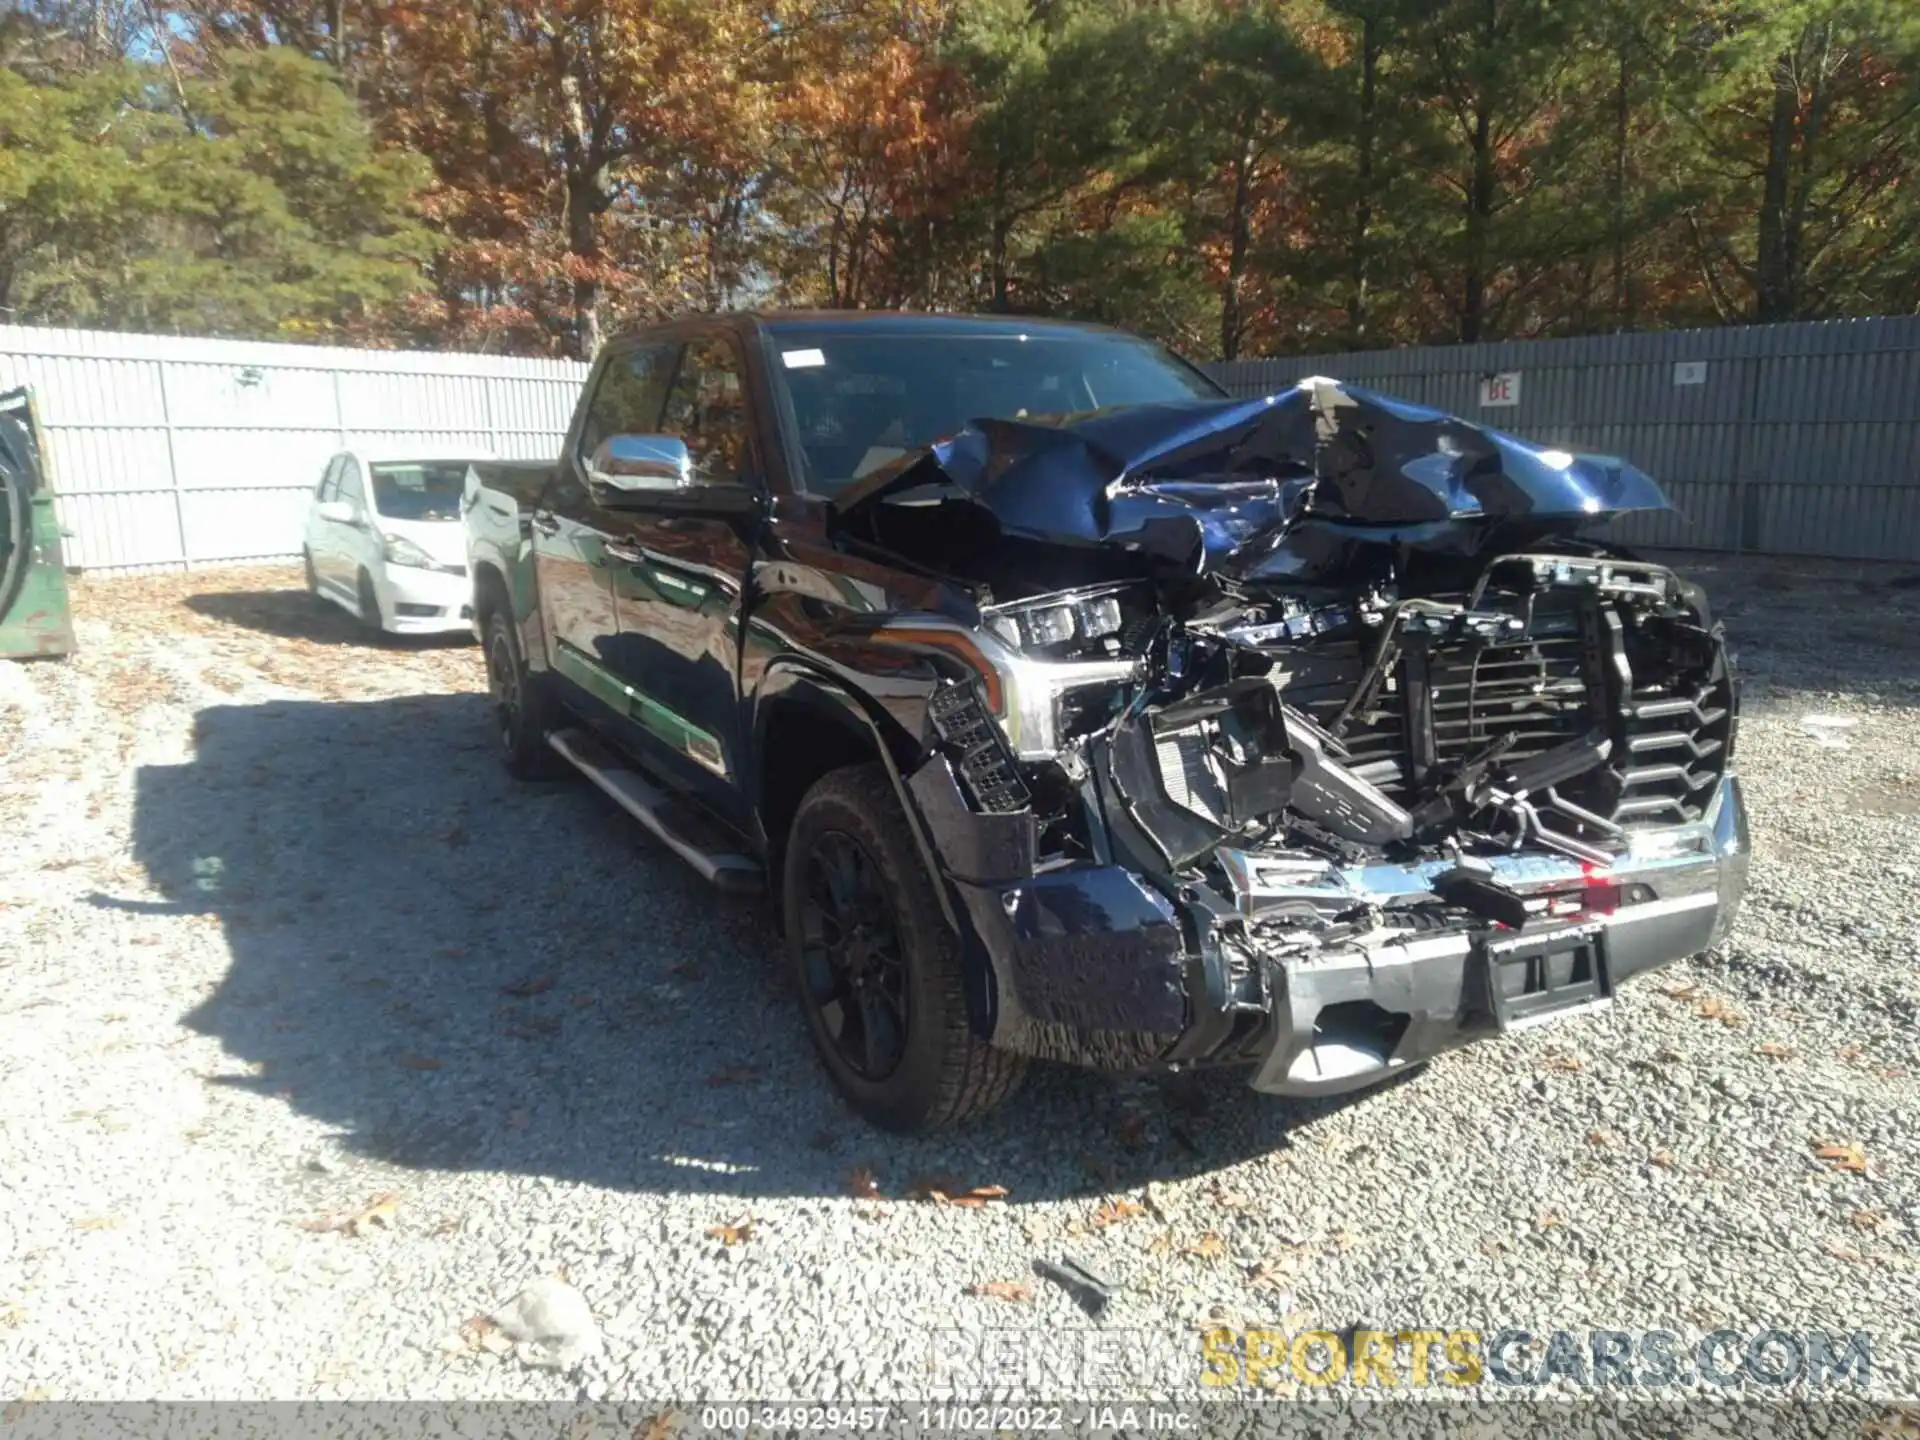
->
[0,386,76,659]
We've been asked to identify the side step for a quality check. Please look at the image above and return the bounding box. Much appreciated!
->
[547,727,762,894]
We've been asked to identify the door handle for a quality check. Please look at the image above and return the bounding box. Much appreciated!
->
[603,540,646,564]
[529,511,560,536]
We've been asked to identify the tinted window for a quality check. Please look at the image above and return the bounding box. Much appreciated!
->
[659,338,750,485]
[579,343,677,463]
[765,328,1221,495]
[370,461,467,521]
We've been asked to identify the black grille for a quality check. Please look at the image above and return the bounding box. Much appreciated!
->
[1427,633,1591,769]
[927,682,1030,813]
[1261,600,1729,830]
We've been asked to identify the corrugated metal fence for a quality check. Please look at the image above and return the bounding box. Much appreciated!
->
[8,317,1919,570]
[0,325,589,573]
[1206,316,1920,563]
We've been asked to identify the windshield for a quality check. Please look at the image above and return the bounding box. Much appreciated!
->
[369,462,469,522]
[764,327,1222,496]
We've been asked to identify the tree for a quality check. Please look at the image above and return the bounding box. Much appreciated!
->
[1677,0,1920,322]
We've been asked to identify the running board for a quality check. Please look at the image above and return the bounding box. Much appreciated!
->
[547,728,762,894]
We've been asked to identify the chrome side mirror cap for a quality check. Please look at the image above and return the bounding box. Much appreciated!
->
[588,435,693,493]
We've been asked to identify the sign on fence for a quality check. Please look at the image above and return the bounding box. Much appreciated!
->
[1477,372,1522,407]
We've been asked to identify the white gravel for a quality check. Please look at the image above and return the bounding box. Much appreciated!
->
[1,557,1916,1405]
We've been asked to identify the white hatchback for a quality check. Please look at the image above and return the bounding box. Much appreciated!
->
[302,451,478,636]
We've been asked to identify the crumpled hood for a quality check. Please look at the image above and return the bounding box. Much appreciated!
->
[832,377,1670,578]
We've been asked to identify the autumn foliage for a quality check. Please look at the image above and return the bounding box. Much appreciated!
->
[5,0,1920,359]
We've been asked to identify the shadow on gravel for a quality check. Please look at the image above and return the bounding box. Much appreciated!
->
[183,588,474,651]
[113,695,1386,1202]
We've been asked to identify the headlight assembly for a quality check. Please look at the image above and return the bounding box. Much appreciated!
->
[381,533,435,569]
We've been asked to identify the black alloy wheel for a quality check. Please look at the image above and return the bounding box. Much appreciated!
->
[798,828,910,1080]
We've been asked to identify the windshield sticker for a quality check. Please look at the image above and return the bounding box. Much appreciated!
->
[782,348,827,369]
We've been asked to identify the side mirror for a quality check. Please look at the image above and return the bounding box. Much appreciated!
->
[587,434,760,518]
[316,500,356,525]
[588,435,693,497]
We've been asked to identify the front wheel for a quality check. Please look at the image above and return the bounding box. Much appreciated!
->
[784,763,1025,1132]
[355,568,384,634]
[482,607,563,780]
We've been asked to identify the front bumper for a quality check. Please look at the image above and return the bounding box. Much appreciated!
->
[930,766,1750,1095]
[376,564,473,636]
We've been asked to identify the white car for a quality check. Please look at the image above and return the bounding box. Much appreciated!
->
[302,451,478,636]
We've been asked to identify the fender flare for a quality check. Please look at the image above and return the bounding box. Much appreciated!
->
[752,661,999,1034]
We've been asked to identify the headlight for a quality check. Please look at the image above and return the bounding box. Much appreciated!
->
[381,533,434,569]
[984,585,1130,654]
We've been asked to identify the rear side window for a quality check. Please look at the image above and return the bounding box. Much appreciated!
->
[316,456,342,500]
[337,458,366,510]
[658,338,750,485]
[578,343,678,463]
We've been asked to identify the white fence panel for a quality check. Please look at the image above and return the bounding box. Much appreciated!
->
[0,324,590,572]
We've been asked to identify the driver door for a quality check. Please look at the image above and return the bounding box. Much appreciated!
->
[597,334,760,831]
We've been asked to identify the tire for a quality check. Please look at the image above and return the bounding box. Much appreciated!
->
[482,605,564,780]
[302,550,327,611]
[355,568,384,634]
[784,763,1025,1132]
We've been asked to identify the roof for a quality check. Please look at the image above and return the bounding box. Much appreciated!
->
[736,309,1131,340]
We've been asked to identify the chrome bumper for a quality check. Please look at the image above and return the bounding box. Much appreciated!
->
[1226,774,1750,1097]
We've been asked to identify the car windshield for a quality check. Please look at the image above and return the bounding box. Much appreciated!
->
[369,462,469,521]
[764,326,1222,496]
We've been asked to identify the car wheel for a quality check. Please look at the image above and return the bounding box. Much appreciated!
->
[355,568,384,634]
[303,550,327,610]
[482,607,563,779]
[784,762,1025,1132]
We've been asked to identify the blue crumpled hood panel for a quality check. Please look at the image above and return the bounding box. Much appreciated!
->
[833,379,1670,578]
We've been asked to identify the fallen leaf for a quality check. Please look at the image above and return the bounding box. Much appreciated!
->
[945,1183,1010,1209]
[72,1215,119,1231]
[706,1213,754,1247]
[1324,1227,1359,1253]
[1852,1209,1891,1233]
[906,1173,961,1202]
[1824,1240,1865,1263]
[1184,1232,1228,1260]
[1478,1239,1509,1258]
[1534,1210,1564,1231]
[457,1313,497,1350]
[847,1165,881,1200]
[1693,995,1743,1027]
[297,1192,402,1237]
[1540,1051,1583,1073]
[633,1417,677,1440]
[1247,1259,1295,1289]
[1650,1149,1677,1170]
[0,1303,23,1329]
[1816,1141,1870,1174]
[1210,1184,1250,1210]
[501,975,554,998]
[965,1280,1033,1303]
[1659,981,1701,1000]
[1586,1128,1617,1149]
[396,1054,443,1071]
[1839,1045,1865,1064]
[1091,1197,1146,1228]
[1148,1231,1174,1256]
[705,1065,760,1087]
[1757,1041,1795,1060]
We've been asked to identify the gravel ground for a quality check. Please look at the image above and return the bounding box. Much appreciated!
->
[0,555,1916,1407]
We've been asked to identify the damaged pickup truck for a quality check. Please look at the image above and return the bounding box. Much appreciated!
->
[464,312,1748,1132]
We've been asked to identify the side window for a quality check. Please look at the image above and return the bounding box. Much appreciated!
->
[316,457,341,501]
[337,459,366,511]
[658,338,750,486]
[578,343,678,464]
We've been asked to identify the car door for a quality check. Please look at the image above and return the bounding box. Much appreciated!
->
[535,342,672,722]
[308,456,343,587]
[597,333,760,828]
[332,457,375,585]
